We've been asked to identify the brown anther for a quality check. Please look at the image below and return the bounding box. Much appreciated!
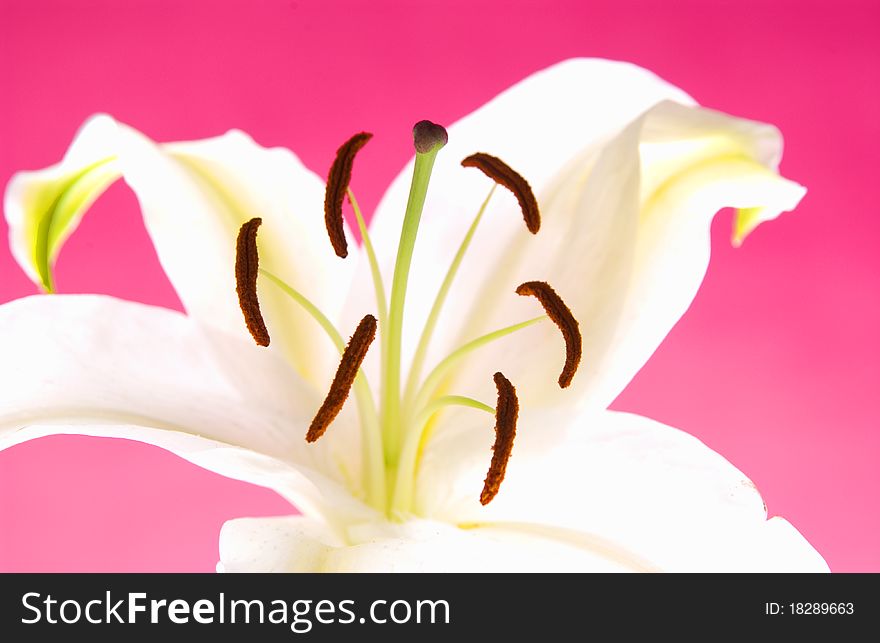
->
[324,132,373,258]
[516,281,581,388]
[461,152,540,234]
[480,372,519,505]
[235,218,270,347]
[306,314,378,443]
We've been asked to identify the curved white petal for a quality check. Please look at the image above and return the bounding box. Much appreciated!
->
[415,409,828,572]
[583,102,805,409]
[4,116,353,386]
[348,58,804,415]
[151,130,355,384]
[218,516,340,573]
[5,115,120,291]
[219,512,823,572]
[218,515,648,572]
[0,294,373,526]
[322,521,649,572]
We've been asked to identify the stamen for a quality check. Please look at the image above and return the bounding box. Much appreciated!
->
[390,393,495,515]
[307,314,378,443]
[481,372,519,505]
[461,153,540,234]
[260,269,386,508]
[235,218,270,347]
[516,281,581,388]
[413,315,545,414]
[324,132,373,258]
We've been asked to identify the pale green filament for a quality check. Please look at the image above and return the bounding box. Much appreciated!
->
[260,269,347,352]
[414,395,495,424]
[390,395,495,515]
[382,146,442,463]
[389,315,547,515]
[402,184,497,415]
[413,315,547,414]
[347,188,388,334]
[259,268,386,509]
[348,188,391,450]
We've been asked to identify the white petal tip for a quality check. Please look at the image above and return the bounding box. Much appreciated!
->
[732,179,807,246]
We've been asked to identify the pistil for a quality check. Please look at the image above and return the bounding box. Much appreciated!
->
[382,121,447,463]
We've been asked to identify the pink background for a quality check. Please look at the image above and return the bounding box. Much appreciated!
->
[0,0,877,572]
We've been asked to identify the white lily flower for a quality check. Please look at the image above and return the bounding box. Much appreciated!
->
[1,59,827,572]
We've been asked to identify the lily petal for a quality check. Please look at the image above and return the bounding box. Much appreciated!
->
[218,515,648,572]
[4,116,354,386]
[587,102,806,409]
[0,294,373,526]
[218,516,339,573]
[415,409,828,572]
[5,115,120,292]
[151,130,356,384]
